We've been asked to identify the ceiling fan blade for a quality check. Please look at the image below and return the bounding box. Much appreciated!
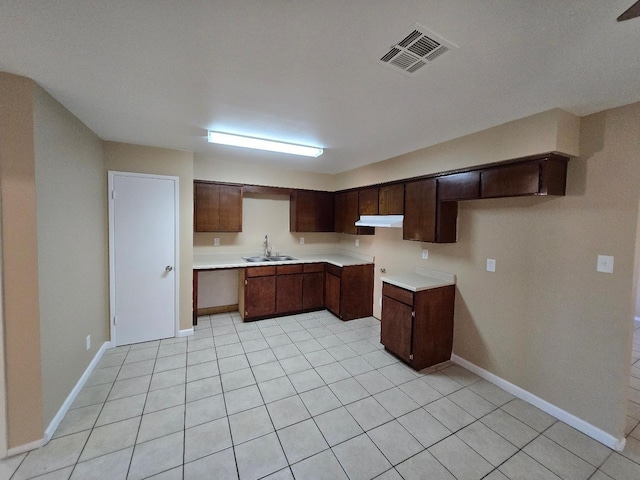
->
[618,0,640,21]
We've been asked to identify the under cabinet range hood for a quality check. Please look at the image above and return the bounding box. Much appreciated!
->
[355,215,404,228]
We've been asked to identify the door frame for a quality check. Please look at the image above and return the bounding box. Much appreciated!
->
[108,171,180,345]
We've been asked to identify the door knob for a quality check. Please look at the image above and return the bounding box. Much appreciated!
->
[165,266,173,272]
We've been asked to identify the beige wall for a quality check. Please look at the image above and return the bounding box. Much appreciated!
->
[0,73,43,448]
[194,154,334,191]
[335,103,640,440]
[193,157,340,307]
[104,142,194,331]
[33,86,109,427]
[335,108,580,190]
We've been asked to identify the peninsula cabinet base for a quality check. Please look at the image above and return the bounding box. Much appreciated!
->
[381,282,455,371]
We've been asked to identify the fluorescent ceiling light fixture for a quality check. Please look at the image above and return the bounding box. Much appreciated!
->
[208,131,323,157]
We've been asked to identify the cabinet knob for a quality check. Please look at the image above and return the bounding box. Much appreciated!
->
[165,266,173,272]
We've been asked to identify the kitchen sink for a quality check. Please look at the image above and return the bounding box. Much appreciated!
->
[243,256,271,262]
[267,255,297,261]
[243,255,297,263]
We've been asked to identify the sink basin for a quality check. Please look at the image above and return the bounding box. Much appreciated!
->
[243,255,297,263]
[268,256,297,261]
[243,256,271,262]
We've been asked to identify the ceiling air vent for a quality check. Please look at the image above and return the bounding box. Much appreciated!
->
[380,24,457,75]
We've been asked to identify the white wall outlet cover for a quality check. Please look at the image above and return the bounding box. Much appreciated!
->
[355,239,359,247]
[214,237,220,246]
[597,255,614,273]
[86,335,91,350]
[422,249,429,259]
[299,237,305,245]
[486,258,496,272]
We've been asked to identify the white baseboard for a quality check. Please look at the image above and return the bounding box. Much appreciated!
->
[43,341,113,444]
[7,438,44,457]
[451,354,626,451]
[178,328,194,337]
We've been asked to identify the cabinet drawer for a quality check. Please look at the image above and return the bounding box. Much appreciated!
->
[325,263,342,278]
[303,263,325,273]
[245,266,276,277]
[277,264,303,275]
[382,282,414,306]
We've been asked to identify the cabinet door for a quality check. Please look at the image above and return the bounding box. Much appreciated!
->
[303,271,324,310]
[219,185,243,232]
[358,188,379,215]
[194,182,220,232]
[244,276,276,319]
[438,172,480,201]
[325,273,341,317]
[276,274,303,313]
[403,178,437,242]
[340,264,374,321]
[481,162,540,198]
[334,192,347,234]
[381,295,413,363]
[379,184,404,215]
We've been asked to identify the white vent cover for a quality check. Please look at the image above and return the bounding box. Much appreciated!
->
[380,24,457,74]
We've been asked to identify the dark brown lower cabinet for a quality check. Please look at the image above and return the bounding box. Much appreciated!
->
[240,262,329,321]
[240,267,276,320]
[325,263,374,321]
[381,282,455,370]
[302,263,325,310]
[276,265,303,313]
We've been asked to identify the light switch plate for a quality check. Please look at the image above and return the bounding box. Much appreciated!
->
[422,249,429,260]
[355,239,359,247]
[214,237,220,246]
[597,255,614,273]
[486,258,496,272]
[299,237,305,245]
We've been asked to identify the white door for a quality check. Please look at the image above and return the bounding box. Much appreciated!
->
[109,172,178,346]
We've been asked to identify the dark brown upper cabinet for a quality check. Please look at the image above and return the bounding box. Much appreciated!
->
[480,155,568,198]
[334,191,374,235]
[290,190,334,232]
[404,178,457,243]
[379,184,404,214]
[437,171,481,201]
[194,181,243,232]
[358,187,379,215]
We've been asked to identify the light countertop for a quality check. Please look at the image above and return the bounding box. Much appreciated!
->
[381,267,456,292]
[193,251,374,270]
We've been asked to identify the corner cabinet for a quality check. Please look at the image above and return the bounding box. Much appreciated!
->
[194,181,243,232]
[325,263,374,321]
[381,282,455,370]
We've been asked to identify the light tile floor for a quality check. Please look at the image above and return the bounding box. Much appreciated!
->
[3,311,640,480]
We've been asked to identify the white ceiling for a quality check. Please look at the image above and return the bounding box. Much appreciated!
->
[1,1,639,174]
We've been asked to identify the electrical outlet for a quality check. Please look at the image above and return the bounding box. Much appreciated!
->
[597,255,614,273]
[86,335,91,351]
[299,237,305,245]
[379,297,382,307]
[355,239,359,247]
[486,258,496,272]
[422,249,429,260]
[214,237,220,246]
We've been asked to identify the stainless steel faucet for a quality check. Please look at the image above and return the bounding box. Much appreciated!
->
[263,235,271,257]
